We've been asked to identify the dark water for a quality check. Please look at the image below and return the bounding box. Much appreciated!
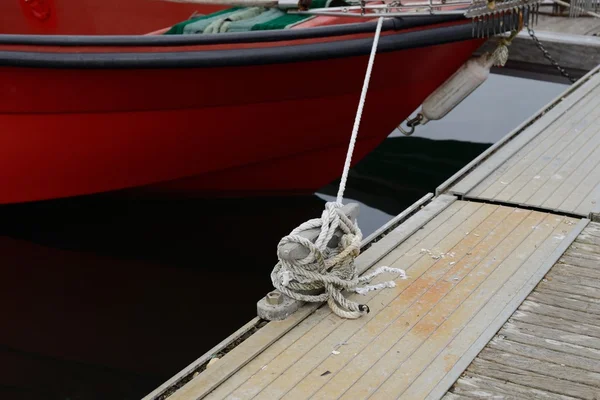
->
[0,74,567,400]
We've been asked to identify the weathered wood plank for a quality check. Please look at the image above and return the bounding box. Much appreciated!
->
[500,322,600,361]
[506,320,600,350]
[551,263,600,280]
[580,224,600,238]
[535,287,600,305]
[510,309,600,340]
[520,299,600,324]
[478,347,600,387]
[451,373,579,400]
[537,279,600,299]
[545,271,600,289]
[487,336,600,373]
[561,250,600,264]
[442,392,475,400]
[575,233,600,246]
[568,241,600,255]
[467,358,600,400]
[522,292,600,319]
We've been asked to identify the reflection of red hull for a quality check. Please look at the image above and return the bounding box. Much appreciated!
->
[0,2,488,204]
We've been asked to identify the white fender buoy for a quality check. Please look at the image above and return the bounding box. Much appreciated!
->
[419,52,496,125]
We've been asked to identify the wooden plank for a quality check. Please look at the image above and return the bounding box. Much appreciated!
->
[167,195,460,400]
[507,320,600,350]
[494,98,600,204]
[406,217,584,400]
[544,272,600,289]
[569,241,600,255]
[499,322,600,361]
[535,287,600,307]
[441,393,474,400]
[467,358,599,400]
[451,373,579,400]
[477,347,600,388]
[202,200,477,400]
[519,299,600,326]
[539,143,600,211]
[561,250,600,263]
[443,65,600,197]
[471,87,600,201]
[559,165,600,216]
[537,279,600,299]
[352,212,563,399]
[510,309,600,343]
[575,181,600,217]
[487,337,600,373]
[518,117,600,208]
[275,206,521,400]
[222,203,500,400]
[526,291,600,316]
[576,233,600,246]
[552,262,600,280]
[580,223,600,237]
[461,95,597,200]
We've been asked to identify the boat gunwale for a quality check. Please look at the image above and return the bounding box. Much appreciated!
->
[0,15,465,47]
[0,22,489,69]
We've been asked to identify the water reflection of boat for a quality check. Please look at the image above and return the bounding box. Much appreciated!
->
[0,195,329,399]
[319,136,491,214]
[0,0,503,204]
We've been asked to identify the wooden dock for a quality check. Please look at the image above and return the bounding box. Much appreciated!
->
[146,65,600,400]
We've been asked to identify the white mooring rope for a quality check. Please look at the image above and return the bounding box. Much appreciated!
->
[271,17,407,319]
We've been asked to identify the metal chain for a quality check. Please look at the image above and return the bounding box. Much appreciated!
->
[527,26,577,83]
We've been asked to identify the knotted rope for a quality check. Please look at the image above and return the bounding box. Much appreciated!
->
[270,17,406,319]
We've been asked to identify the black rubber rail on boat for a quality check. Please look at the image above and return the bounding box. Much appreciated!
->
[0,15,464,47]
[0,22,498,69]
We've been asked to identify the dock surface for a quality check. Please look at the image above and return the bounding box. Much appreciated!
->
[445,222,600,400]
[148,65,600,400]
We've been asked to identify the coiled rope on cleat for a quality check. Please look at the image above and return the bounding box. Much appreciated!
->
[270,17,406,319]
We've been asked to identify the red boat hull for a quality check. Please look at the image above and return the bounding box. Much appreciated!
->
[0,7,489,204]
[0,0,220,35]
[1,41,483,204]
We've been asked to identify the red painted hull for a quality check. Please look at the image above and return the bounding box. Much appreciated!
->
[1,0,222,35]
[0,3,485,204]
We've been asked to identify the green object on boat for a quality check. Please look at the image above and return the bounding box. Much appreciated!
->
[163,0,344,35]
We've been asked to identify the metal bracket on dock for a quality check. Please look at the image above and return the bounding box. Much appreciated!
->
[257,203,360,321]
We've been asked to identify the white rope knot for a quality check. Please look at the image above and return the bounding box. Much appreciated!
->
[271,201,406,319]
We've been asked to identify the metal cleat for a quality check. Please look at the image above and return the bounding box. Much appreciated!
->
[257,203,360,321]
